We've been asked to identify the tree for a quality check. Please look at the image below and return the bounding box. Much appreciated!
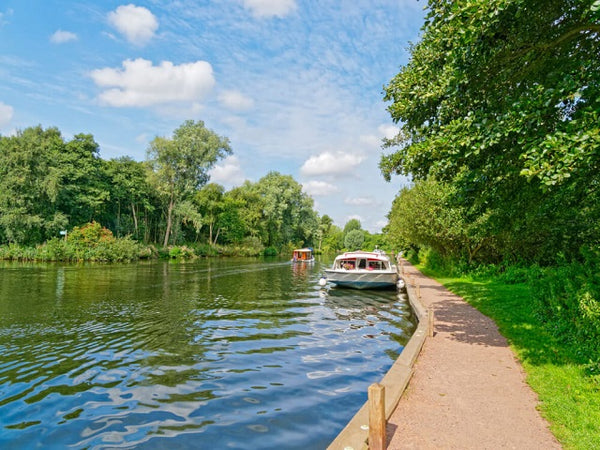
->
[102,157,154,239]
[381,0,600,263]
[147,120,231,246]
[56,133,109,227]
[387,179,491,262]
[343,218,362,234]
[344,229,364,251]
[0,126,67,244]
[317,215,334,251]
[194,183,225,245]
[253,172,319,248]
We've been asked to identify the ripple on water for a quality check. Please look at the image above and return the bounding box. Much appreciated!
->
[0,259,415,449]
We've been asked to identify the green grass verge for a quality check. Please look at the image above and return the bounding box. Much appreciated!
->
[417,265,600,449]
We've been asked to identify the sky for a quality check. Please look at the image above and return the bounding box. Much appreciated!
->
[0,0,424,233]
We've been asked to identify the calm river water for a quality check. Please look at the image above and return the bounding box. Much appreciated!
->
[0,257,415,449]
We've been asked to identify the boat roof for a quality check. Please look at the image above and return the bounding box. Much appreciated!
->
[334,250,390,261]
[293,248,312,252]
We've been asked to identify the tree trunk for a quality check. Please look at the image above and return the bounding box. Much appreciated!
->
[163,195,174,247]
[131,202,138,237]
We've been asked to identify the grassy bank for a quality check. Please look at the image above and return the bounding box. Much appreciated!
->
[417,265,600,449]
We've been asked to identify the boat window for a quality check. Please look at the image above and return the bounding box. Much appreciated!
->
[358,259,366,269]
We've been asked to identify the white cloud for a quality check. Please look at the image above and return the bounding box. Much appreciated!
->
[0,101,14,128]
[242,0,297,18]
[345,196,375,206]
[302,180,339,197]
[50,30,77,44]
[218,90,254,111]
[209,155,246,187]
[90,58,215,107]
[300,151,365,177]
[108,4,158,46]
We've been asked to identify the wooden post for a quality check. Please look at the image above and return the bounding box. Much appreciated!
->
[428,308,434,337]
[368,383,386,450]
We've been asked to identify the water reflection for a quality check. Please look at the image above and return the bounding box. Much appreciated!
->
[0,259,415,449]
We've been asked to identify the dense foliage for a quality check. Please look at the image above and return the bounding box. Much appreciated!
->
[383,0,600,384]
[0,122,328,256]
[383,0,600,264]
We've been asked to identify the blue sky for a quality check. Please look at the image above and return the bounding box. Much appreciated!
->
[0,0,424,232]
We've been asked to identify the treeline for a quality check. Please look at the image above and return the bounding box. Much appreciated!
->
[0,120,324,256]
[0,120,387,259]
[382,1,600,362]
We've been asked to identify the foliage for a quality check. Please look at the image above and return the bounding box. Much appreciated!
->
[381,0,600,264]
[530,249,600,366]
[147,120,231,246]
[344,229,364,250]
[343,218,362,234]
[263,246,278,257]
[251,172,319,249]
[167,245,196,259]
[0,126,68,244]
[0,222,143,262]
[388,179,491,262]
[0,124,325,257]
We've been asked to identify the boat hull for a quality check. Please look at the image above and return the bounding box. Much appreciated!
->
[323,269,398,290]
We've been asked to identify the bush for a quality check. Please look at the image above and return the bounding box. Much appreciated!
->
[263,246,278,257]
[530,249,600,365]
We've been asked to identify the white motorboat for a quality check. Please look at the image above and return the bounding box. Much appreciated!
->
[323,250,398,289]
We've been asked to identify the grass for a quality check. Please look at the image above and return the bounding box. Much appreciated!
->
[417,265,600,449]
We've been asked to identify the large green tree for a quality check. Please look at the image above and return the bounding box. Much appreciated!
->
[381,0,600,263]
[147,120,231,246]
[0,126,67,244]
[253,172,319,248]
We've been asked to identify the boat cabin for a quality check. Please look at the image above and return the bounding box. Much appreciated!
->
[292,248,314,262]
[334,253,389,271]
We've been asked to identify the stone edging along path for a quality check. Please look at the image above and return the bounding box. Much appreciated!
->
[328,259,560,450]
[327,260,430,450]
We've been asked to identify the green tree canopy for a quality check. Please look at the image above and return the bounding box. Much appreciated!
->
[147,120,231,246]
[344,229,364,251]
[381,0,600,263]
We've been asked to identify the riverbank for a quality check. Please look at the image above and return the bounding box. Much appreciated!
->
[330,259,564,449]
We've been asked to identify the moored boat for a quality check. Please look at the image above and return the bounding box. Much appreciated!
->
[291,248,314,263]
[323,250,398,289]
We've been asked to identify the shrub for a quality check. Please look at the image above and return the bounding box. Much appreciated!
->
[263,246,278,257]
[530,249,600,365]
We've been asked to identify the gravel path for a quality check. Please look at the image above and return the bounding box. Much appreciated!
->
[386,261,561,449]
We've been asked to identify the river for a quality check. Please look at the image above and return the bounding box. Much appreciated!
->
[0,257,415,449]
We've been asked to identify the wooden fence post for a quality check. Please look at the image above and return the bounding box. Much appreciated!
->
[368,383,386,450]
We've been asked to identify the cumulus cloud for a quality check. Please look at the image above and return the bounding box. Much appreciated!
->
[108,4,158,46]
[218,90,254,111]
[90,58,215,107]
[50,30,77,44]
[0,101,14,127]
[300,151,365,177]
[242,0,297,18]
[302,180,339,197]
[209,156,246,186]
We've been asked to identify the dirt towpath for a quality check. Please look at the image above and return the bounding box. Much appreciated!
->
[386,260,561,449]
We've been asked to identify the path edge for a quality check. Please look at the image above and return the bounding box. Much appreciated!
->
[328,260,430,450]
